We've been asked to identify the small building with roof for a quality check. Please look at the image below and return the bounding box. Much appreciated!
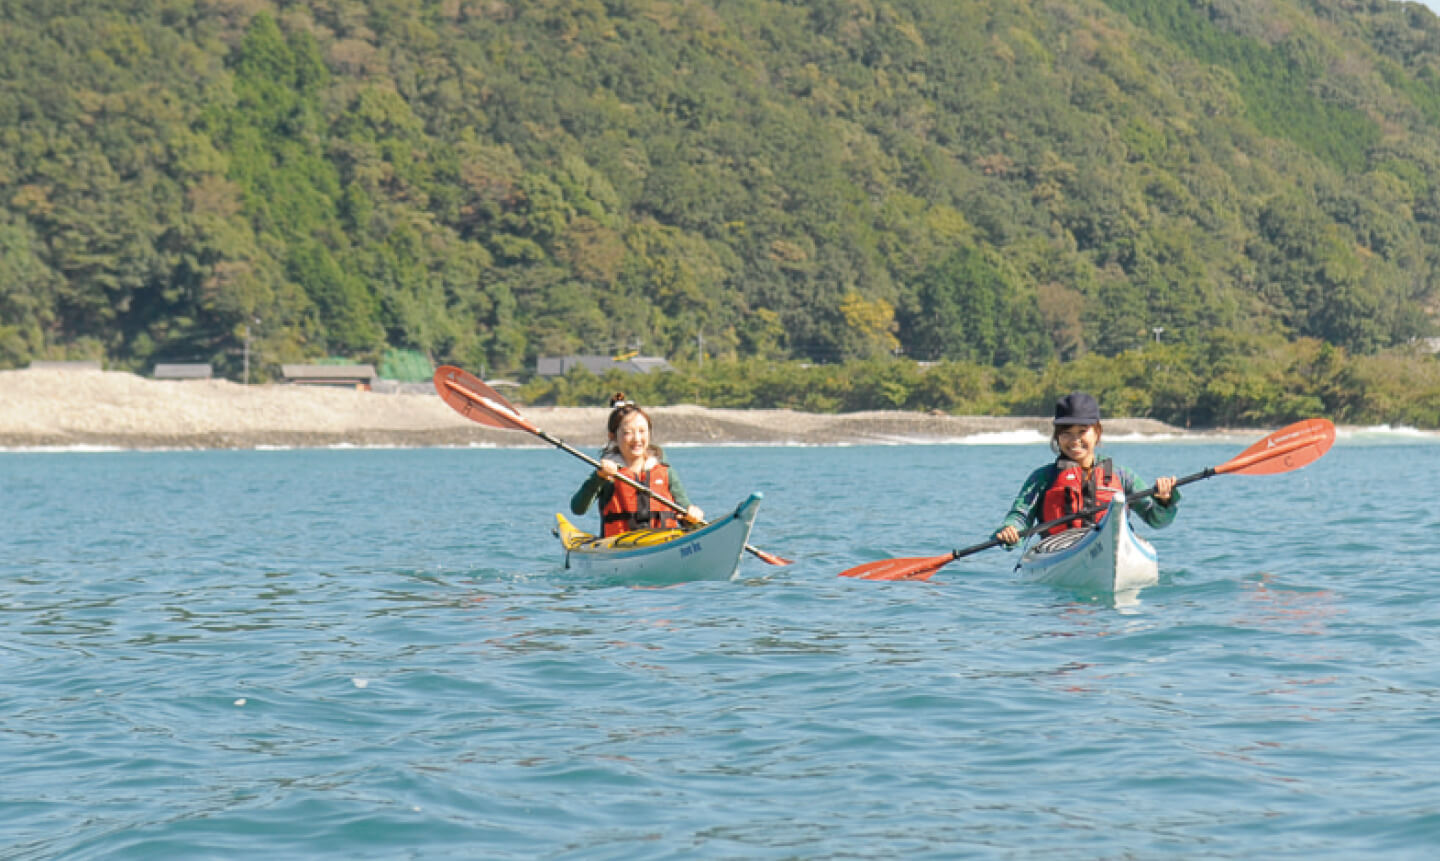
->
[535,355,676,377]
[153,363,213,380]
[27,360,103,371]
[280,364,378,390]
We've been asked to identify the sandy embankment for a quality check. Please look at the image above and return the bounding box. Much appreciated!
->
[0,369,1183,450]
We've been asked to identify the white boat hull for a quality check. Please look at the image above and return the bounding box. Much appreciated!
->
[555,493,762,585]
[1017,493,1159,593]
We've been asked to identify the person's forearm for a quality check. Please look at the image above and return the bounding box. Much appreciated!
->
[571,473,607,514]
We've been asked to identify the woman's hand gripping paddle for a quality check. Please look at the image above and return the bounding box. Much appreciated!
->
[838,418,1337,581]
[434,366,793,566]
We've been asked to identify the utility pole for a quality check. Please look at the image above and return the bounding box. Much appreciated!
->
[243,317,260,384]
[697,331,704,369]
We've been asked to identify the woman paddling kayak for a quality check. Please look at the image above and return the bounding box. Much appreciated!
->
[995,392,1179,547]
[571,393,705,537]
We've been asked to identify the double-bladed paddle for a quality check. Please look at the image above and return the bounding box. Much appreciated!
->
[838,417,1337,581]
[433,365,792,566]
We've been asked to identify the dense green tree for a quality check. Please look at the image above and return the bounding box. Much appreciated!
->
[902,245,1053,366]
[0,0,1437,412]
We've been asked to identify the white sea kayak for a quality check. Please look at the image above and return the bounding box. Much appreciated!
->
[1016,492,1159,593]
[554,493,762,585]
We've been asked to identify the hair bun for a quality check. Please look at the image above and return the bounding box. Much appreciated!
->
[609,392,635,409]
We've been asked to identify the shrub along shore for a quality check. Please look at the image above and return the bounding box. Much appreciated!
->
[513,341,1440,431]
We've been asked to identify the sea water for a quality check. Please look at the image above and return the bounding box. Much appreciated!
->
[3,435,1440,859]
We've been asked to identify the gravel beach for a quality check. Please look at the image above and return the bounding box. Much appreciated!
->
[0,368,1185,450]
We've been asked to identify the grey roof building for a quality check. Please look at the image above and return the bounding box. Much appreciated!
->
[535,355,676,376]
[280,364,378,389]
[153,363,213,380]
[27,360,103,371]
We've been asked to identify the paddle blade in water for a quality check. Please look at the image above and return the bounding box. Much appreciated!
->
[433,365,537,434]
[838,554,954,581]
[746,546,794,566]
[1219,418,1335,476]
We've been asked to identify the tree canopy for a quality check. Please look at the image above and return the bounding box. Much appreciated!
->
[1,0,1438,420]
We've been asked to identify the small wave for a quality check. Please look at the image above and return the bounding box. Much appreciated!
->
[953,430,1050,445]
[1338,424,1440,442]
[666,440,830,448]
[679,430,1196,447]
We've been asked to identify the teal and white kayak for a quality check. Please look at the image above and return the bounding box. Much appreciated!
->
[554,493,762,585]
[1016,493,1159,593]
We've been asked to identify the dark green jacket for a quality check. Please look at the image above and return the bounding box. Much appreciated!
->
[571,462,692,519]
[998,459,1180,539]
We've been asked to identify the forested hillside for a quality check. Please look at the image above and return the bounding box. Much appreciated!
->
[2,0,1440,414]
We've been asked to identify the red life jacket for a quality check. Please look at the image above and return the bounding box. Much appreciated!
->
[1040,458,1121,535]
[600,462,681,537]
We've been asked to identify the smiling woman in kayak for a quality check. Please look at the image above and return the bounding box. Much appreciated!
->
[994,392,1179,547]
[571,393,705,537]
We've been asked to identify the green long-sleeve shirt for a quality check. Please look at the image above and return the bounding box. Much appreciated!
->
[998,460,1180,538]
[571,463,692,521]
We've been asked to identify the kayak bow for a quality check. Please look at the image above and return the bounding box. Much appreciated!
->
[1015,492,1158,593]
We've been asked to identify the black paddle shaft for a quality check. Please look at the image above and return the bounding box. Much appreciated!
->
[537,430,690,516]
[537,426,791,565]
[947,467,1211,561]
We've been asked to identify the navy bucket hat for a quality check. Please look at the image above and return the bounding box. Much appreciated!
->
[1053,392,1101,426]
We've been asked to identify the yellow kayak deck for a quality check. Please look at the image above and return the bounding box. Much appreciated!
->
[554,513,687,552]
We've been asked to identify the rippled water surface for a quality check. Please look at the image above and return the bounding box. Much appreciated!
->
[4,436,1440,859]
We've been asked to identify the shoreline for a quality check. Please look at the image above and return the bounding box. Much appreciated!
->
[0,368,1412,451]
